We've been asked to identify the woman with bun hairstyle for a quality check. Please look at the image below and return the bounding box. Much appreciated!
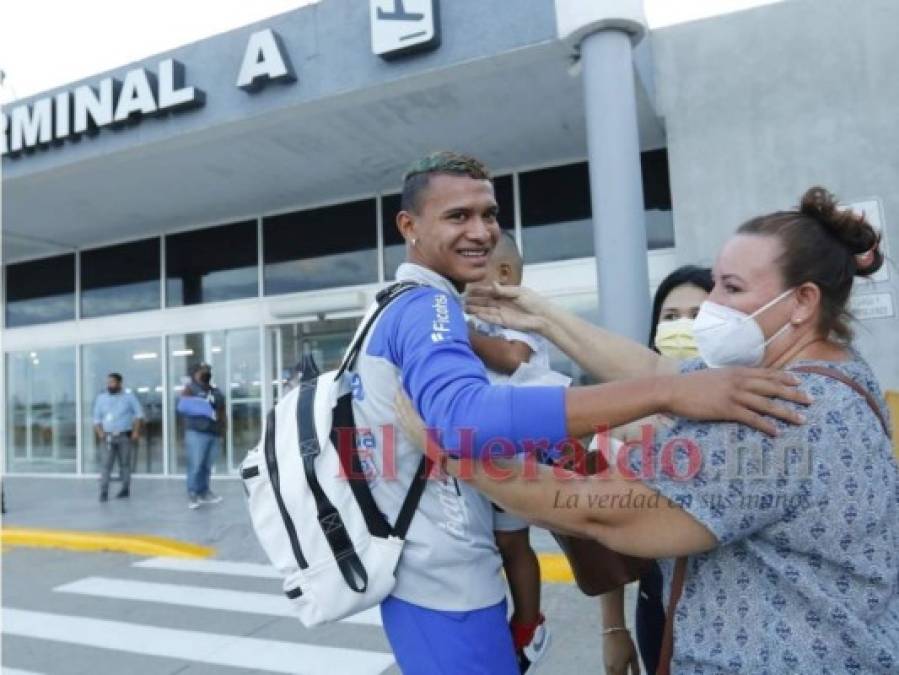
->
[405,187,898,673]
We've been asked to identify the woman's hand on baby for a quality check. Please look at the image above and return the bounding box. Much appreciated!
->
[465,283,548,334]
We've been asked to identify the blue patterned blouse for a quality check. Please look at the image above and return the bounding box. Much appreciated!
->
[635,354,899,674]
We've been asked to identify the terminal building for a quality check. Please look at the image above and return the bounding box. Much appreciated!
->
[2,0,897,478]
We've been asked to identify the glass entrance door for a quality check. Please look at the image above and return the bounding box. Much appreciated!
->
[167,327,263,474]
[266,317,360,405]
[5,347,77,473]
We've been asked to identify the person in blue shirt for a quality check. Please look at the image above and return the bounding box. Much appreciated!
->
[354,151,809,674]
[92,372,144,502]
[177,362,226,510]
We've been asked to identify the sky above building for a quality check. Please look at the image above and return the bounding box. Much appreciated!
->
[0,0,785,103]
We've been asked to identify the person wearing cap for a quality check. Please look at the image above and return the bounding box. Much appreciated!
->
[177,362,226,509]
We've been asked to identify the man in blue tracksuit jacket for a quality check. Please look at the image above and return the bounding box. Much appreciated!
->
[348,152,565,673]
[353,151,808,674]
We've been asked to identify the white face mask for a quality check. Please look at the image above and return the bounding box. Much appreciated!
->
[693,288,795,368]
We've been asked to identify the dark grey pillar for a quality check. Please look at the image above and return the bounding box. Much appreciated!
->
[581,29,651,343]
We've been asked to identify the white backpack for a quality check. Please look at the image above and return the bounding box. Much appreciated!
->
[240,282,430,627]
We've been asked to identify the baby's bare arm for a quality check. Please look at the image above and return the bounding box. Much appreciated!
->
[468,329,534,375]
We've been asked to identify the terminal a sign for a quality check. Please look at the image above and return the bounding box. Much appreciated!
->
[1,1,441,159]
[1,59,204,157]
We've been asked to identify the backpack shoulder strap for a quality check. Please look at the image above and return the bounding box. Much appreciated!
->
[790,364,891,438]
[330,399,432,541]
[391,456,434,539]
[335,281,422,380]
[312,280,429,563]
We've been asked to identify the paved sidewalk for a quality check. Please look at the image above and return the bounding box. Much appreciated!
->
[1,476,563,561]
[2,476,264,561]
[2,476,638,674]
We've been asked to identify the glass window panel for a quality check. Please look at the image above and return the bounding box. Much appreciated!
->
[493,175,516,231]
[641,148,673,211]
[380,175,515,280]
[81,238,160,318]
[519,153,675,263]
[81,338,164,475]
[381,193,405,282]
[231,402,262,472]
[227,329,262,402]
[641,149,675,250]
[267,318,359,405]
[5,254,75,327]
[264,199,377,294]
[227,328,262,471]
[5,346,76,473]
[646,209,675,250]
[166,221,258,307]
[520,163,593,264]
[167,327,261,474]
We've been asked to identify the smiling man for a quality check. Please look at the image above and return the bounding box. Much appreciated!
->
[398,155,498,286]
[354,152,556,673]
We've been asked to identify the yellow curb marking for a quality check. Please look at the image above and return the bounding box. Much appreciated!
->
[537,552,573,584]
[0,527,213,559]
[0,527,573,581]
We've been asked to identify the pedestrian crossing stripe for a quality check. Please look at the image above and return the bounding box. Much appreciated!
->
[137,552,577,584]
[7,551,577,673]
[2,608,394,675]
[133,555,280,579]
[54,576,382,626]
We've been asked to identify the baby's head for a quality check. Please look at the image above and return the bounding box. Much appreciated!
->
[483,231,523,287]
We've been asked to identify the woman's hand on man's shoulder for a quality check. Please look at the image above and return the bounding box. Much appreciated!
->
[663,367,813,436]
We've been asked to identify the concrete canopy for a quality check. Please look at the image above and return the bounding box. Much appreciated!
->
[2,0,663,263]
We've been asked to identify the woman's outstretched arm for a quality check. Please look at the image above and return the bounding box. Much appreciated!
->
[466,284,678,382]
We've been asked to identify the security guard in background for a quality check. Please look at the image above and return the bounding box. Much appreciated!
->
[92,372,144,502]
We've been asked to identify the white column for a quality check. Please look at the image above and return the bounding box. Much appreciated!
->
[555,0,650,341]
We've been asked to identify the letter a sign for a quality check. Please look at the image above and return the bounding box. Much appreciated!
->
[370,0,440,59]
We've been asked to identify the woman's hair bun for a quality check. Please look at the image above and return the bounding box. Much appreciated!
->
[799,186,884,276]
